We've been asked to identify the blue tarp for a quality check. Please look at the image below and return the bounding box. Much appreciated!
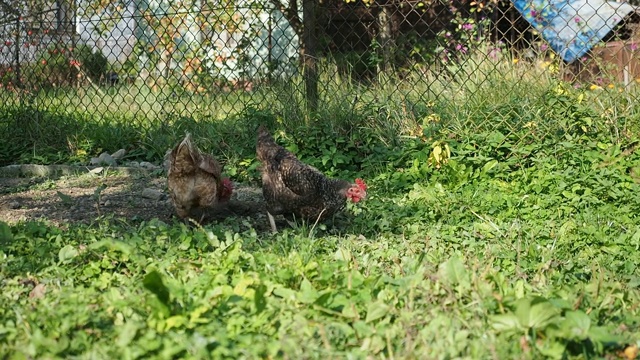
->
[512,0,637,63]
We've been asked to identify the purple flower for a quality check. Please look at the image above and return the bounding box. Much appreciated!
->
[444,32,452,38]
[530,10,538,17]
[462,23,474,31]
[455,44,468,54]
[540,43,548,51]
[630,42,638,51]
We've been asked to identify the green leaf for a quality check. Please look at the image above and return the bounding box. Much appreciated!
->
[58,245,78,263]
[353,320,374,337]
[273,286,296,300]
[587,326,622,345]
[334,247,352,262]
[233,276,255,296]
[515,297,559,329]
[143,271,170,306]
[438,256,469,288]
[0,221,13,242]
[93,183,107,201]
[490,313,520,332]
[297,279,319,304]
[561,310,591,340]
[164,315,187,331]
[535,338,566,360]
[254,284,267,314]
[178,236,191,250]
[365,301,389,323]
[482,159,499,173]
[116,322,139,347]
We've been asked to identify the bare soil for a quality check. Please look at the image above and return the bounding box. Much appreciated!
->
[0,167,269,229]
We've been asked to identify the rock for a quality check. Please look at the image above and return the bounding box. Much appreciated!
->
[103,200,111,207]
[89,167,104,175]
[111,149,126,160]
[139,161,159,170]
[90,152,117,166]
[126,161,140,167]
[141,188,164,200]
[10,201,20,209]
[99,152,117,166]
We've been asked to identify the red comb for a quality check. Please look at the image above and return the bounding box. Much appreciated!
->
[355,178,367,191]
[222,178,234,189]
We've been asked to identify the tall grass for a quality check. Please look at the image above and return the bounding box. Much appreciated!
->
[1,49,639,169]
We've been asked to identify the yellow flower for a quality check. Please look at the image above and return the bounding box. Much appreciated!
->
[607,84,615,89]
[589,84,602,90]
[512,58,519,64]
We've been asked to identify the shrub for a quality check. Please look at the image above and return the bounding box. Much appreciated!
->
[26,44,108,90]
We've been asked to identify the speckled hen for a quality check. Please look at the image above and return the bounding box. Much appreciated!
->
[256,125,367,232]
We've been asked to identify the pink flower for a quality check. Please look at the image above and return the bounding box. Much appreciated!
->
[574,17,581,23]
[630,42,638,51]
[488,47,500,60]
[462,23,473,31]
[540,43,548,51]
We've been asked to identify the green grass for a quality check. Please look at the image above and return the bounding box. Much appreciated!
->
[2,53,640,358]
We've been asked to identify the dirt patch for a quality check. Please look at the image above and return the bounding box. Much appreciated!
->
[0,167,270,229]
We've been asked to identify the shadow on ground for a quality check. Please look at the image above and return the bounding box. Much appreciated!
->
[0,171,271,230]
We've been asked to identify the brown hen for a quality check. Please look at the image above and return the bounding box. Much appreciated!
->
[166,133,233,222]
[256,125,367,232]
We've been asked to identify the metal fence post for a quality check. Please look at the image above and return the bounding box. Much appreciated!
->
[14,16,21,91]
[302,0,318,114]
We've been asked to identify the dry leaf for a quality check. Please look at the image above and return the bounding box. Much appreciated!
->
[29,283,46,299]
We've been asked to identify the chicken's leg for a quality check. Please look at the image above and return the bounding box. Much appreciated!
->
[267,211,277,233]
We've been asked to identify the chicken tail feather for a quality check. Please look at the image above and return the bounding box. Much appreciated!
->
[170,133,198,175]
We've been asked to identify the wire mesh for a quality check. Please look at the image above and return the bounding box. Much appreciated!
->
[1,0,639,158]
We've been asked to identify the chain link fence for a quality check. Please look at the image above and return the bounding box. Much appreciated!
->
[1,0,640,163]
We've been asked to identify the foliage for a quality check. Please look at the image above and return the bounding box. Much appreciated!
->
[3,108,640,357]
[2,52,640,357]
[22,44,108,90]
